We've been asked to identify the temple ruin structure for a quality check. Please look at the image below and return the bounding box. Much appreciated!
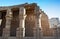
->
[0,3,51,39]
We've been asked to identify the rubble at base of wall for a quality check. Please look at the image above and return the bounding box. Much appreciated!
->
[0,36,60,39]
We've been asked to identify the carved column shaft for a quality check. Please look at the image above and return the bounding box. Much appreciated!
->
[16,7,26,39]
[34,6,41,39]
[2,8,12,39]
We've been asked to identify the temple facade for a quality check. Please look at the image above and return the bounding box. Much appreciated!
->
[0,3,51,39]
[0,3,41,39]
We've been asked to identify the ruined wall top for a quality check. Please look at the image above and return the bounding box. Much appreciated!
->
[0,3,37,11]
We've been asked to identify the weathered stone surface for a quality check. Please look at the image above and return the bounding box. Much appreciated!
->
[41,12,52,36]
[0,3,56,39]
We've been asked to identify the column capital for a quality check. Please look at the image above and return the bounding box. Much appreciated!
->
[19,7,26,15]
[34,6,41,19]
[6,8,12,19]
[19,7,26,19]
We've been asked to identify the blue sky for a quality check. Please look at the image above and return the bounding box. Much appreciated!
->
[0,0,60,19]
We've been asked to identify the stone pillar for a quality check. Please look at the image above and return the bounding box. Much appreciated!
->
[2,8,12,39]
[16,7,26,39]
[34,6,42,39]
